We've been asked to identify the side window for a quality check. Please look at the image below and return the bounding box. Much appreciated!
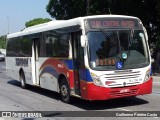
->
[7,38,18,57]
[6,36,32,57]
[43,30,70,58]
[55,33,70,57]
[19,36,32,57]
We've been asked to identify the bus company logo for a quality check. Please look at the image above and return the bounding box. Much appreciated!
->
[120,88,129,93]
[15,58,29,67]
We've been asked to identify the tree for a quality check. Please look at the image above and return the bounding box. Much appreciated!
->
[88,0,110,15]
[156,0,160,48]
[157,0,160,15]
[46,0,160,49]
[110,0,160,45]
[25,18,52,28]
[0,35,6,49]
[46,0,86,20]
[46,0,160,72]
[48,0,159,46]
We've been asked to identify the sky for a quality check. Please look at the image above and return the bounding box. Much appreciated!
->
[0,0,53,36]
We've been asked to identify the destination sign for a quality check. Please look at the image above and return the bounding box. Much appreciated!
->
[87,18,139,28]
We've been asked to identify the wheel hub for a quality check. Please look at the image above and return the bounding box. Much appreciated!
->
[61,85,68,97]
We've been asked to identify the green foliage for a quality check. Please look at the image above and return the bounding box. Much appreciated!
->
[46,0,160,52]
[109,0,160,47]
[46,0,86,20]
[0,36,6,49]
[25,18,52,28]
[156,32,160,48]
[157,0,160,15]
[88,0,109,15]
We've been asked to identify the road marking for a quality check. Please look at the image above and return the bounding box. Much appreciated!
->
[117,108,131,111]
[152,91,160,94]
[154,117,159,119]
[153,82,160,83]
[153,76,160,78]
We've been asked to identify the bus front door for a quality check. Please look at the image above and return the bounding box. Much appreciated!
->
[72,31,85,96]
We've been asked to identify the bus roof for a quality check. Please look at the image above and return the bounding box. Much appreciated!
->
[7,15,140,39]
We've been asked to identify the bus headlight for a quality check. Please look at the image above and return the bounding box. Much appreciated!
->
[91,73,103,86]
[144,68,151,82]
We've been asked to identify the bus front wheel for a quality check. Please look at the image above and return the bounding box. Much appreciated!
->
[20,72,26,89]
[60,78,70,103]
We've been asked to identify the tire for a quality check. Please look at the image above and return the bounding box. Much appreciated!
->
[60,78,71,103]
[20,72,26,89]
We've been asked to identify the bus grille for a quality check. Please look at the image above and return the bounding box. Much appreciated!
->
[100,70,142,87]
[104,71,141,80]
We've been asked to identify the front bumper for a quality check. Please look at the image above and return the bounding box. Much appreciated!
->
[80,77,152,100]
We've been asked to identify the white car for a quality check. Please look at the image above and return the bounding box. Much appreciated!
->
[0,52,5,61]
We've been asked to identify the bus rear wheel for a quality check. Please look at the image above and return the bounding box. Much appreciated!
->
[60,78,71,103]
[20,72,26,89]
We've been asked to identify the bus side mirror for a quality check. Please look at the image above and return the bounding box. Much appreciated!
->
[80,35,88,47]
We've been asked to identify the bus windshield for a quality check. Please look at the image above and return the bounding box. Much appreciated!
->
[87,30,149,70]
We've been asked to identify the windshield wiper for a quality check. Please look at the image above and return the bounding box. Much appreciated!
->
[128,29,134,56]
[100,29,118,45]
[130,29,134,46]
[100,29,122,62]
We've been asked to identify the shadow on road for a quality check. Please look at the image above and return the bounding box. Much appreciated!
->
[8,80,149,111]
[70,97,149,110]
[7,80,60,101]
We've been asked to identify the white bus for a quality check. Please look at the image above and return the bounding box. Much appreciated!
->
[6,15,152,103]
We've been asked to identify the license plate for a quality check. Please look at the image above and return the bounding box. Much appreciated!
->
[129,78,142,83]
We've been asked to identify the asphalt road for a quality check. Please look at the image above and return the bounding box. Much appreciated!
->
[0,62,160,120]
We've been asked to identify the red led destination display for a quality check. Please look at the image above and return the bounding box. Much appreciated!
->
[88,18,139,28]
